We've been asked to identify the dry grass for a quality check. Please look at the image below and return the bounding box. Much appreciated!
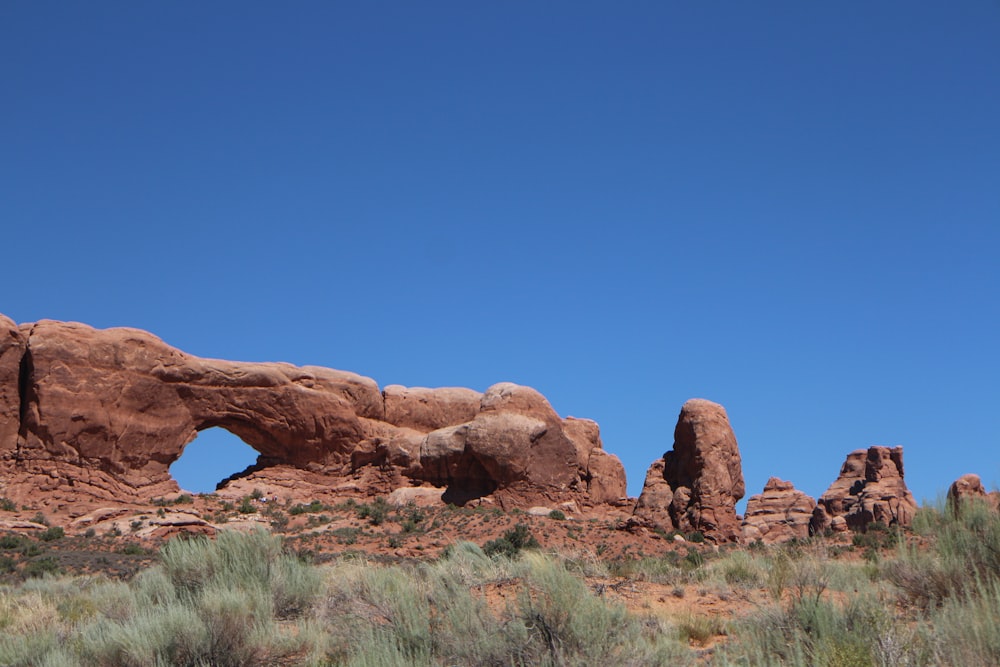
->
[0,500,998,665]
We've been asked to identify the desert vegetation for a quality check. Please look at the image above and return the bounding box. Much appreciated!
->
[0,499,998,666]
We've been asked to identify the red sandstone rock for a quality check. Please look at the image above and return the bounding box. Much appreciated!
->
[947,473,1000,513]
[563,417,628,505]
[741,477,816,544]
[383,385,481,432]
[0,314,626,514]
[633,460,674,529]
[634,399,745,542]
[0,315,24,458]
[818,446,917,530]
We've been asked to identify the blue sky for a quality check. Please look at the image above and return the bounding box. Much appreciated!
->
[3,3,998,509]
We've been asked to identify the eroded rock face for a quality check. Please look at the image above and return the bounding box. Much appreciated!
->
[947,473,1000,513]
[818,446,917,530]
[0,315,25,458]
[634,399,745,542]
[0,315,626,512]
[741,477,816,544]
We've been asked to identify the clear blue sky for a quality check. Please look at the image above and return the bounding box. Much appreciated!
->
[3,2,998,509]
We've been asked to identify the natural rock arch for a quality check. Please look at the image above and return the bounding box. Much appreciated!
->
[0,315,628,511]
[170,426,260,493]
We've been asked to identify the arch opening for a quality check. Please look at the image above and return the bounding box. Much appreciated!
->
[170,427,261,493]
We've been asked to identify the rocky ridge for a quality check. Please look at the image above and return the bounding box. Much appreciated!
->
[0,314,933,543]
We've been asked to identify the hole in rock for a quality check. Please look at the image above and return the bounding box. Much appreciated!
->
[170,427,260,493]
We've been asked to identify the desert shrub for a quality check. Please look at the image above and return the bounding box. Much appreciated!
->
[272,556,322,618]
[0,630,62,667]
[237,496,258,514]
[18,541,42,558]
[399,505,425,533]
[887,499,1000,606]
[196,584,274,666]
[0,534,28,549]
[920,577,1000,665]
[721,593,888,666]
[23,557,61,578]
[318,547,690,666]
[483,523,540,559]
[682,547,705,571]
[356,497,390,526]
[332,527,361,545]
[516,552,692,664]
[289,500,326,515]
[548,509,566,520]
[152,494,193,507]
[162,530,279,595]
[79,599,210,666]
[0,497,16,511]
[38,527,64,542]
[305,513,332,527]
[82,530,321,666]
[608,553,686,583]
[118,543,147,556]
[713,549,766,587]
[676,612,727,646]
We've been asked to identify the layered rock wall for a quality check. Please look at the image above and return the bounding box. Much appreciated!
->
[741,477,816,544]
[815,446,917,530]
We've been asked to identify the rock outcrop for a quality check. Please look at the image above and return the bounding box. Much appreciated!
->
[947,473,1000,513]
[0,315,24,460]
[816,446,917,530]
[0,315,627,511]
[741,477,816,544]
[633,399,744,542]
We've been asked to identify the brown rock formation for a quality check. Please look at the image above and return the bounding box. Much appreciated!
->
[0,315,25,459]
[817,446,917,530]
[632,460,674,530]
[741,477,816,544]
[0,315,626,512]
[634,399,745,542]
[947,473,1000,513]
